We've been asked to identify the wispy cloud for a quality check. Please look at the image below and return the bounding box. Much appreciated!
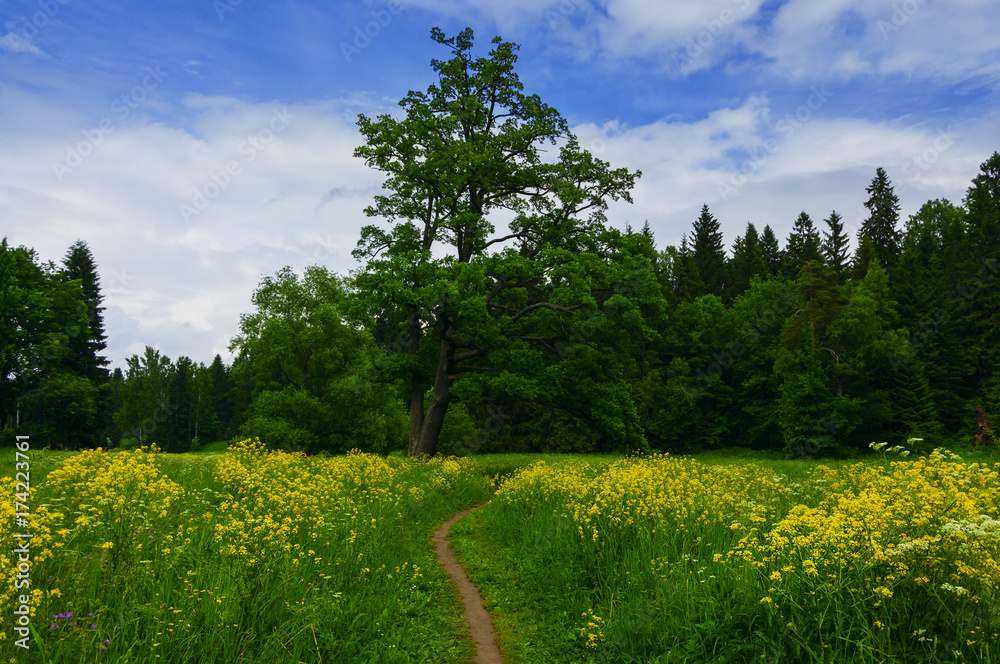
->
[0,30,45,56]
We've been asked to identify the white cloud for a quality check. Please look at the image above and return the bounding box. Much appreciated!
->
[572,95,996,247]
[0,31,44,56]
[3,82,995,369]
[404,0,1000,85]
[2,92,391,369]
[757,0,1000,84]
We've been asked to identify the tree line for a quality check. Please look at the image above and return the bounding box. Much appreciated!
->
[2,28,997,457]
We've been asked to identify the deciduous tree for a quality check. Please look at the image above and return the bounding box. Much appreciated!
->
[351,28,644,457]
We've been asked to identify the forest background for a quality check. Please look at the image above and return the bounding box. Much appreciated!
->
[3,153,998,460]
[2,31,999,461]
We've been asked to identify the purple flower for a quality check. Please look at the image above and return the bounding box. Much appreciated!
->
[66,612,73,618]
[90,624,97,629]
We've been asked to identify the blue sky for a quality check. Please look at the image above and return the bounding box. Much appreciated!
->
[2,0,999,370]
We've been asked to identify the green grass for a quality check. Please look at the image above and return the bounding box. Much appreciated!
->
[4,443,998,662]
[450,450,1000,664]
[0,445,492,663]
[187,439,231,455]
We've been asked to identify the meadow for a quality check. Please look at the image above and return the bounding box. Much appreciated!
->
[454,445,1000,663]
[1,442,998,663]
[0,440,492,663]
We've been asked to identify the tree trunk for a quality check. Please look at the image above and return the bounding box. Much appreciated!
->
[408,374,425,456]
[406,309,424,457]
[414,334,454,457]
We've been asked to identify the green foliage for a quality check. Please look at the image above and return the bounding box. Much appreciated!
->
[60,240,110,383]
[231,266,407,454]
[784,212,823,278]
[821,210,851,280]
[855,167,902,275]
[727,222,768,300]
[691,204,727,298]
[19,370,101,449]
[760,224,783,276]
[0,239,105,448]
[351,27,644,457]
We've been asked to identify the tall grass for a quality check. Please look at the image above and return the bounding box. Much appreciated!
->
[1,440,492,662]
[469,449,1000,663]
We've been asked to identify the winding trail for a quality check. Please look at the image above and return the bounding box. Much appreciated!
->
[432,503,504,664]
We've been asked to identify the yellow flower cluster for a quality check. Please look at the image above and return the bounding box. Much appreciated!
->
[494,454,784,550]
[578,608,605,650]
[733,450,1000,612]
[491,449,1000,654]
[0,445,185,633]
[211,439,408,572]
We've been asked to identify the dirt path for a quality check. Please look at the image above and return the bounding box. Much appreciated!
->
[433,503,504,664]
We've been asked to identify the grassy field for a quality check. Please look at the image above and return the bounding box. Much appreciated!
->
[0,440,492,662]
[451,446,1000,663]
[2,442,998,662]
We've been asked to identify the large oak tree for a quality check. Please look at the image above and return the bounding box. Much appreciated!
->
[351,28,646,457]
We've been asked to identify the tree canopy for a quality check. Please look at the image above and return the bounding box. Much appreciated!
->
[351,27,645,457]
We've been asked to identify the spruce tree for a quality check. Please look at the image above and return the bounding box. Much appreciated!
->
[760,224,783,276]
[821,211,851,281]
[784,212,823,278]
[855,167,902,275]
[209,354,234,437]
[671,234,703,303]
[960,152,1000,397]
[728,222,767,299]
[165,356,194,452]
[640,220,656,248]
[61,240,110,383]
[691,204,727,297]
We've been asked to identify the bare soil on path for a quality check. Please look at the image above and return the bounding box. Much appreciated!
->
[433,503,504,664]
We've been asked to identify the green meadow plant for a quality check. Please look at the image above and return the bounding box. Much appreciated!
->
[462,451,1000,663]
[0,441,491,662]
